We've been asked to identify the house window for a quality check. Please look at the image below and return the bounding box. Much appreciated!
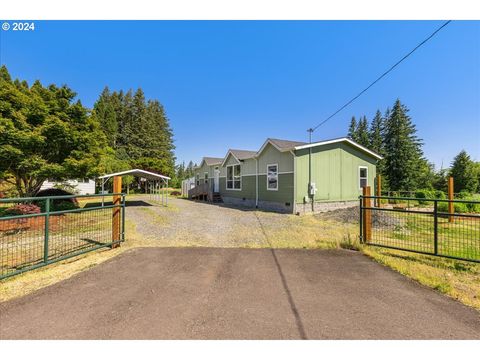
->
[267,164,278,191]
[359,166,368,189]
[204,172,208,183]
[196,173,200,186]
[226,164,241,190]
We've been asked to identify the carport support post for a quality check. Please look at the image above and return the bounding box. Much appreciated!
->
[112,176,122,248]
[362,186,372,242]
[448,176,454,223]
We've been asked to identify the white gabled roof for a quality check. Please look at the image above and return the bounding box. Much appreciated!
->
[294,137,383,160]
[98,169,171,180]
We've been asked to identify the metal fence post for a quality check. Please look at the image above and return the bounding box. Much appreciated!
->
[44,198,50,263]
[433,200,438,255]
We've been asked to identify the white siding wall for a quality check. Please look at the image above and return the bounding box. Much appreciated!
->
[40,179,96,195]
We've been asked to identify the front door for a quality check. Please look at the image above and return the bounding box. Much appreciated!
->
[214,168,220,192]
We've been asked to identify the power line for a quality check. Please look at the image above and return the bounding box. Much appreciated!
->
[307,20,452,138]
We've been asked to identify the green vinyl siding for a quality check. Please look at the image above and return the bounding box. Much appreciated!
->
[194,162,209,185]
[240,158,257,175]
[219,175,256,199]
[294,142,377,203]
[195,161,220,186]
[258,173,294,204]
[257,143,294,174]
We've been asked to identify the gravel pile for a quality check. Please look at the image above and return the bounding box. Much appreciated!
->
[317,206,405,230]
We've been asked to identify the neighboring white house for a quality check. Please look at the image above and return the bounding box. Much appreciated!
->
[40,179,96,195]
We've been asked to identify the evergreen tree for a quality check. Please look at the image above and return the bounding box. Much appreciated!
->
[432,167,448,192]
[92,86,176,179]
[383,99,424,190]
[347,116,358,142]
[356,116,370,147]
[369,110,385,176]
[369,110,383,154]
[92,87,118,147]
[449,150,478,193]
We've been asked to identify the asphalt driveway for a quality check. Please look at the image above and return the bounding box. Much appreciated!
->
[1,247,479,339]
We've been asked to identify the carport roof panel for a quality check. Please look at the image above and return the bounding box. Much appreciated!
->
[98,169,171,180]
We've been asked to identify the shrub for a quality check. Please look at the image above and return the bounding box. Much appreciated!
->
[35,199,79,212]
[466,201,480,214]
[170,190,181,196]
[52,201,79,212]
[4,203,41,216]
[34,188,79,212]
[433,190,446,199]
[415,189,434,205]
[437,201,469,214]
[456,191,472,199]
[35,188,79,205]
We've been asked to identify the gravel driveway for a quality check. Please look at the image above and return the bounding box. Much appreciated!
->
[126,196,282,247]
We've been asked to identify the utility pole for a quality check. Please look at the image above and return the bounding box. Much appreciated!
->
[307,128,314,211]
[307,128,314,143]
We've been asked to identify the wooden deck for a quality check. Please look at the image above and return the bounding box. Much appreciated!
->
[188,183,222,203]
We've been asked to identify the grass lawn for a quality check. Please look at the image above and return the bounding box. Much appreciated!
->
[362,246,480,310]
[367,210,480,261]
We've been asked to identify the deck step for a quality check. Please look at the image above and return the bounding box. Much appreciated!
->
[212,192,223,203]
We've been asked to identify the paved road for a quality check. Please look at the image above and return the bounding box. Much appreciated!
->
[1,248,479,339]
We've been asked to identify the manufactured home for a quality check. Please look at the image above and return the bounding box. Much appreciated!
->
[189,137,382,214]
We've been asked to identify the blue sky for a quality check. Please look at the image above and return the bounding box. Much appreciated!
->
[1,21,479,168]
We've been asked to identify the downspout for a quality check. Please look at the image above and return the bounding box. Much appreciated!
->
[255,157,258,208]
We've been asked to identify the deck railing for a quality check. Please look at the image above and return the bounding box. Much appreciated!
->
[188,182,213,200]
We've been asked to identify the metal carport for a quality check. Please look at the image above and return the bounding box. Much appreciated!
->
[98,169,171,206]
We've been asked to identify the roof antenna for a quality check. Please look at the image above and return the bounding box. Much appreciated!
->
[307,128,314,143]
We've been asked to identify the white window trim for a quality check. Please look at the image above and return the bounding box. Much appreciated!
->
[359,166,368,190]
[266,163,279,191]
[204,172,209,182]
[226,164,242,191]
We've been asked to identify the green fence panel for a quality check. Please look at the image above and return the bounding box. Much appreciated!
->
[0,193,126,280]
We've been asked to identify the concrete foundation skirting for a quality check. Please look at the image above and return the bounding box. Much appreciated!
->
[295,200,358,215]
[222,196,293,213]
